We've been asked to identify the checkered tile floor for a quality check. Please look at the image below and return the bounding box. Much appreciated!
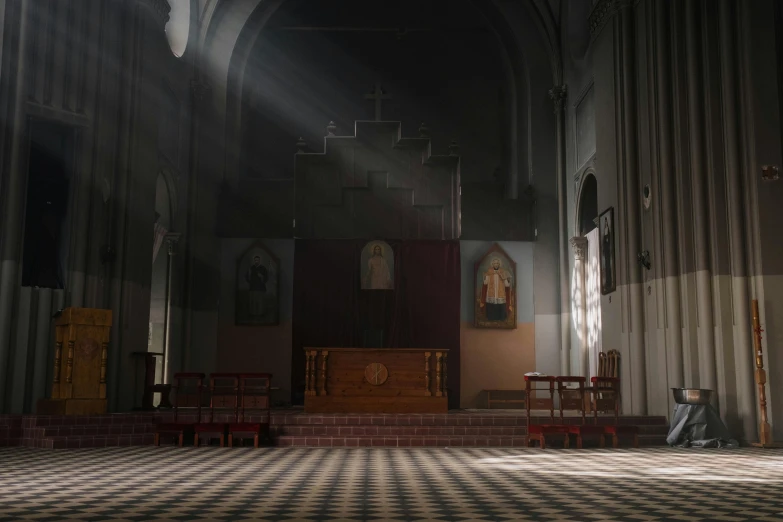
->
[1,447,783,521]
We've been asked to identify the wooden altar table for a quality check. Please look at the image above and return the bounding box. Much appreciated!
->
[303,348,449,413]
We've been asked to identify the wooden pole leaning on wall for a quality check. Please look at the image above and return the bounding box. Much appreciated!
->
[750,299,780,448]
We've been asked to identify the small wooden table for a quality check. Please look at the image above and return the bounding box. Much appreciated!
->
[485,389,526,409]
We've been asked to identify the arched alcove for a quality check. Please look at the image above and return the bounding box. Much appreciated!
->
[577,172,598,236]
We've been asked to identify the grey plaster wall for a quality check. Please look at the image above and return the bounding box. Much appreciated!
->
[572,0,783,441]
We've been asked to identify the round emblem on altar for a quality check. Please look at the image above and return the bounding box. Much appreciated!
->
[364,363,389,386]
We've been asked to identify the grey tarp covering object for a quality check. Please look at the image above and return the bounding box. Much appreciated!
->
[666,403,739,448]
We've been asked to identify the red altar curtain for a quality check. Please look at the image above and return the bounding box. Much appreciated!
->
[292,239,461,407]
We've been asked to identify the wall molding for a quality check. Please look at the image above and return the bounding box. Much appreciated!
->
[589,0,633,40]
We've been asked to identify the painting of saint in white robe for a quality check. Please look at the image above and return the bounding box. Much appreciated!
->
[361,241,394,290]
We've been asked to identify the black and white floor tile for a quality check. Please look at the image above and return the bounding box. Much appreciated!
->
[1,446,782,521]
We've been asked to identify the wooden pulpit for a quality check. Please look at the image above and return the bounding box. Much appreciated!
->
[37,308,112,415]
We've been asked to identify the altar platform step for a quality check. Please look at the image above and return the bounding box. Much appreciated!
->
[0,414,157,449]
[0,415,22,447]
[0,411,670,449]
[271,410,669,447]
[274,424,669,437]
[275,433,667,447]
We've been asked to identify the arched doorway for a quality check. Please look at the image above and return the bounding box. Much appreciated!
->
[574,172,601,378]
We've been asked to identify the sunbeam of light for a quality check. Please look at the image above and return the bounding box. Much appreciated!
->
[571,263,583,342]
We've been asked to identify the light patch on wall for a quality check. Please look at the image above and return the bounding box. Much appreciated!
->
[571,264,583,342]
[586,228,602,378]
[165,0,190,58]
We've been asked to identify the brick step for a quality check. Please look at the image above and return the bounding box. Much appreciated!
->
[276,434,667,448]
[23,433,155,449]
[28,424,157,438]
[0,415,22,427]
[0,426,22,437]
[0,437,21,447]
[275,424,670,437]
[271,414,668,427]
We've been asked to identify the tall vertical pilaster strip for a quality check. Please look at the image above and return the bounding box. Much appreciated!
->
[618,0,647,414]
[718,0,756,442]
[551,84,571,376]
[684,0,718,407]
[654,0,684,390]
[0,0,30,412]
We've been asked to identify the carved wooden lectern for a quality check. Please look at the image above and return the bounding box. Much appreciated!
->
[37,308,112,415]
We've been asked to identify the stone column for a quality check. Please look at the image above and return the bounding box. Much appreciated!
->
[570,237,589,377]
[0,0,31,411]
[181,77,212,374]
[551,85,571,376]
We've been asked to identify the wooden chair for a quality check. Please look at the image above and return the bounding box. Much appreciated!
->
[194,373,239,447]
[525,375,570,448]
[154,373,204,446]
[586,349,620,412]
[228,373,272,448]
[590,376,639,448]
[560,377,605,448]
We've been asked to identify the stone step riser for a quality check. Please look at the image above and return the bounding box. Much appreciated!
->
[23,434,156,450]
[276,425,670,436]
[21,416,157,428]
[30,425,157,438]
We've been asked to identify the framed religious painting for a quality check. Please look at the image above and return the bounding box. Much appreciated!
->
[598,207,616,295]
[236,241,279,326]
[360,240,394,290]
[474,243,516,329]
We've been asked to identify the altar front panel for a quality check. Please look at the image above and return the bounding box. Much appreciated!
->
[303,348,449,413]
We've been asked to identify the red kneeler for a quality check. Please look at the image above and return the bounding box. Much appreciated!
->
[525,375,570,448]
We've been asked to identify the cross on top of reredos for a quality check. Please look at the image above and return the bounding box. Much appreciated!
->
[364,83,391,121]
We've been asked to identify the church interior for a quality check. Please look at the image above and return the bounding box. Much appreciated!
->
[1,0,783,519]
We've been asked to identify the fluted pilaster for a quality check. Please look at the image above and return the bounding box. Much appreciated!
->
[551,85,571,376]
[570,237,589,377]
[718,0,755,441]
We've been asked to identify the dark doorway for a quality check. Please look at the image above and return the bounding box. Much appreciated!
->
[21,120,75,288]
[578,173,598,236]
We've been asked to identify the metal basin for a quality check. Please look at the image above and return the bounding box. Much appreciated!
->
[672,388,713,405]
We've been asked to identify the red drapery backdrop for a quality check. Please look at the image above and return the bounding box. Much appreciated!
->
[292,239,461,408]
